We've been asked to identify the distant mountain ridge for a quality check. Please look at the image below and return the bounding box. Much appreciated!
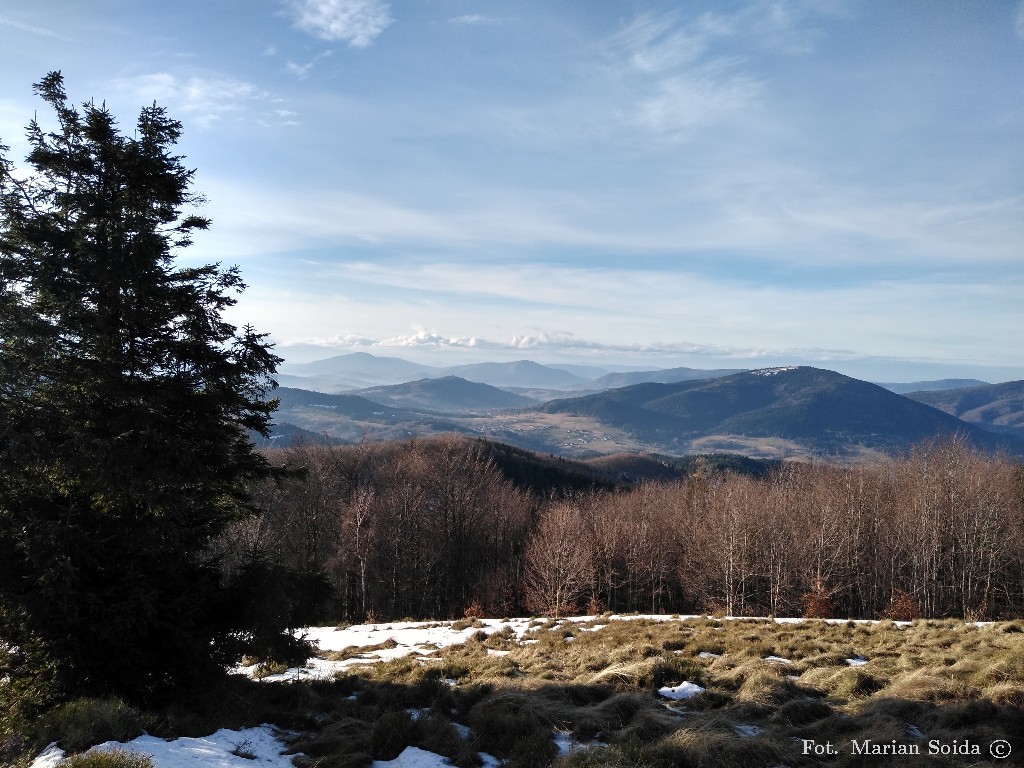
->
[267,355,1024,460]
[904,380,1024,440]
[591,366,746,389]
[353,376,535,413]
[878,378,990,394]
[538,366,1021,456]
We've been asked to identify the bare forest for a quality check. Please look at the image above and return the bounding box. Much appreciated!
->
[219,436,1024,624]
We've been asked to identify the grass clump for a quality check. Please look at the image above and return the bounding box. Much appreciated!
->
[252,660,290,679]
[57,750,154,768]
[369,710,416,760]
[37,698,149,754]
[451,617,485,632]
[323,638,399,662]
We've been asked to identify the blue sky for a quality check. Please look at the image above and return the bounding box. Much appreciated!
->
[1,1,1022,381]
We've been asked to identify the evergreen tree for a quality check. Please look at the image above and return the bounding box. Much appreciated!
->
[0,72,285,699]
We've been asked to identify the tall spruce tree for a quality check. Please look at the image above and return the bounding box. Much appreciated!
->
[0,72,284,699]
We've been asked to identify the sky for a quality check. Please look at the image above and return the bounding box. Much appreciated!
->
[1,1,1022,382]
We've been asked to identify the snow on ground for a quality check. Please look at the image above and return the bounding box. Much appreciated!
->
[234,614,916,684]
[657,682,705,700]
[31,725,297,768]
[371,746,457,768]
[238,618,536,682]
[369,746,505,768]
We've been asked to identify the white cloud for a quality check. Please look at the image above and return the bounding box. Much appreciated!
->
[449,15,505,26]
[287,0,392,46]
[111,74,270,128]
[305,325,750,357]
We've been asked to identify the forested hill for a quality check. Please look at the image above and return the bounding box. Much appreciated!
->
[538,366,1024,456]
[352,376,535,413]
[904,380,1024,441]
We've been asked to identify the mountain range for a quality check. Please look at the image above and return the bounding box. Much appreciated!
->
[278,352,743,394]
[266,355,1024,461]
[539,366,1018,457]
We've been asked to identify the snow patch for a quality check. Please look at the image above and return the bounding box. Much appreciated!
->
[658,681,705,700]
[371,746,454,768]
[32,725,298,768]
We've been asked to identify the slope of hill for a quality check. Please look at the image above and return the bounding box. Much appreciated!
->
[904,380,1024,439]
[442,360,590,389]
[281,352,440,384]
[879,378,989,394]
[272,387,469,443]
[353,376,536,413]
[538,366,1022,457]
[591,366,744,389]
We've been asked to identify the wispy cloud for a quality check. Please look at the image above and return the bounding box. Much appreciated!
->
[285,50,334,78]
[286,0,392,46]
[605,3,834,141]
[449,14,506,26]
[0,13,73,41]
[112,73,270,128]
[286,61,314,78]
[632,67,762,138]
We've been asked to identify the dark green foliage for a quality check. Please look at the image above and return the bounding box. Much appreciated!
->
[0,72,289,702]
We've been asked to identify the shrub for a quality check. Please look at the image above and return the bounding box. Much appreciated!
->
[802,589,836,619]
[882,590,923,621]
